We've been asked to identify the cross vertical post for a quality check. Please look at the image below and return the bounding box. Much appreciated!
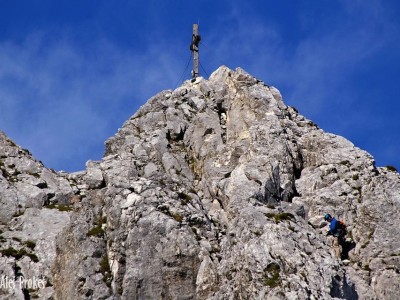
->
[190,24,200,79]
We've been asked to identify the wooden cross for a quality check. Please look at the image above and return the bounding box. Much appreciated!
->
[190,24,201,79]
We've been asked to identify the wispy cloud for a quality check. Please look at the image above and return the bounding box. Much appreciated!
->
[0,33,184,171]
[0,0,398,170]
[200,0,400,166]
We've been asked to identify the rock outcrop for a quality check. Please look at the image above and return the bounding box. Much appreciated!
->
[1,66,399,299]
[0,132,75,299]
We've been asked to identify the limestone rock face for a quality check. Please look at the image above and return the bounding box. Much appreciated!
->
[1,66,399,299]
[0,132,75,299]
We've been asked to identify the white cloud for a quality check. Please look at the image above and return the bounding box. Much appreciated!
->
[197,1,400,166]
[0,0,398,170]
[205,0,395,102]
[0,33,185,171]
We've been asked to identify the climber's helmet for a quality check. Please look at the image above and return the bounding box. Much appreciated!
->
[324,213,332,221]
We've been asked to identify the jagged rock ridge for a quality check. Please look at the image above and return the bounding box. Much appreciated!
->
[0,66,399,299]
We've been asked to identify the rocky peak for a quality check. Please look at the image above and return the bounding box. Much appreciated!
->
[0,66,399,299]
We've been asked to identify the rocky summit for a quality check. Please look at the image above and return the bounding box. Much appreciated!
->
[0,66,399,300]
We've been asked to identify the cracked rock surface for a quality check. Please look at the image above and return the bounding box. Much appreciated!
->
[1,66,399,299]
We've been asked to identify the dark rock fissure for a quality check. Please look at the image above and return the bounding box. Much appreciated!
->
[216,101,227,143]
[330,273,359,300]
[255,165,298,206]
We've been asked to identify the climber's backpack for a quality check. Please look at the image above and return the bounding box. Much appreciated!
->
[337,220,347,237]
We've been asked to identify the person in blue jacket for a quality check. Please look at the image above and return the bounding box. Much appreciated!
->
[324,213,342,258]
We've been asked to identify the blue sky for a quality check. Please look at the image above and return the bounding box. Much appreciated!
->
[0,0,399,172]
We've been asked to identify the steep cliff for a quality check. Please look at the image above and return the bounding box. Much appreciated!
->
[1,66,399,299]
[0,132,74,299]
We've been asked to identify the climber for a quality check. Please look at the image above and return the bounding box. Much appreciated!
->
[324,213,347,259]
[190,33,201,52]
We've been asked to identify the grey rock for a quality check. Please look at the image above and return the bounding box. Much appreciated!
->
[0,132,74,299]
[1,66,400,299]
[85,160,105,189]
